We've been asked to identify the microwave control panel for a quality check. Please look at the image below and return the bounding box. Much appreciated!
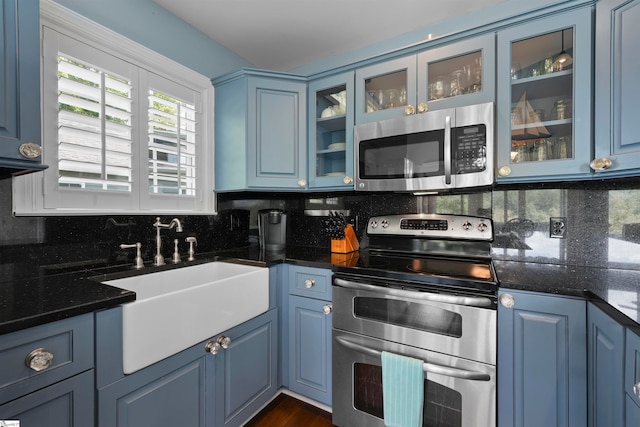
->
[454,124,486,174]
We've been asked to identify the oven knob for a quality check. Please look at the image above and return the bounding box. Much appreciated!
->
[462,221,472,231]
[381,219,389,228]
[477,222,488,232]
[499,293,515,309]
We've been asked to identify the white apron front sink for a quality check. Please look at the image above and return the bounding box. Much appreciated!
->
[103,262,269,374]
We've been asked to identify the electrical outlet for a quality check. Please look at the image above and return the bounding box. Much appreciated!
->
[550,217,567,238]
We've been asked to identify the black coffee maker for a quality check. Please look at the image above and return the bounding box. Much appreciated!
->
[258,209,287,251]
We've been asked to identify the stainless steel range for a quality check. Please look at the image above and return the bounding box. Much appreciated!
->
[332,213,497,427]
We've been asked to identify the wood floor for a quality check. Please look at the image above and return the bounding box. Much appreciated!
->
[244,393,334,427]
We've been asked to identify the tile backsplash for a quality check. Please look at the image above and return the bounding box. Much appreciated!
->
[2,176,640,283]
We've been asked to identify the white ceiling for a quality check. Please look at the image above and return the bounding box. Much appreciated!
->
[153,0,506,72]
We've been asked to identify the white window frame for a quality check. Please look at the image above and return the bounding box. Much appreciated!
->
[13,0,215,215]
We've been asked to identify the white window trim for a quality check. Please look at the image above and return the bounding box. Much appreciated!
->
[13,0,215,215]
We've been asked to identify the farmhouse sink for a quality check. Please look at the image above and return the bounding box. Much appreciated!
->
[103,261,269,374]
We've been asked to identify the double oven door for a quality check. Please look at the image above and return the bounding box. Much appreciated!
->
[332,277,496,427]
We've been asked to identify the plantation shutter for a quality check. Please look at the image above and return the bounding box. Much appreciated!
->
[57,56,133,192]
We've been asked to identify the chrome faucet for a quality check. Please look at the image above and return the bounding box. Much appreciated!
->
[153,217,183,266]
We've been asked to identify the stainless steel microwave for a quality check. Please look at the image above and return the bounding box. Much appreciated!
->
[354,102,494,192]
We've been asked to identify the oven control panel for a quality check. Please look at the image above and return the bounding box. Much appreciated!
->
[367,214,493,240]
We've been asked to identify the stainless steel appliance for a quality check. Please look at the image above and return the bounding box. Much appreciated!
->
[332,213,497,427]
[258,209,287,251]
[354,103,494,192]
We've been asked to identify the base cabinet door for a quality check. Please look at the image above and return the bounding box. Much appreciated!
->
[498,289,586,427]
[215,309,278,427]
[98,351,214,427]
[587,303,625,427]
[0,370,94,427]
[288,295,332,406]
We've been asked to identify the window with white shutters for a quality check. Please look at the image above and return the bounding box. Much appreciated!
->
[57,55,133,192]
[13,2,214,215]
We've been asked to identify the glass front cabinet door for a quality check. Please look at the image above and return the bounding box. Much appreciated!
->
[308,72,355,189]
[355,34,494,125]
[496,8,593,182]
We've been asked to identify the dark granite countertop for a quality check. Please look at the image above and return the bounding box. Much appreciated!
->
[3,244,640,338]
[494,260,640,335]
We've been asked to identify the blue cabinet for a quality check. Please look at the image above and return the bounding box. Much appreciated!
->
[498,289,587,427]
[214,70,307,191]
[354,34,495,125]
[286,265,332,406]
[495,7,593,182]
[594,0,640,176]
[0,314,94,426]
[215,308,278,427]
[308,72,355,190]
[0,0,46,177]
[587,303,625,427]
[96,306,277,427]
[626,329,640,425]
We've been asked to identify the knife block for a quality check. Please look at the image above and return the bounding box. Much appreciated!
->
[331,224,360,253]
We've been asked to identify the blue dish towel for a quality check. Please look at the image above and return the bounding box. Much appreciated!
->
[381,351,425,427]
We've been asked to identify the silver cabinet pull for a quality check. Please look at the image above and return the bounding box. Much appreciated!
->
[217,335,231,349]
[334,278,493,308]
[205,340,221,355]
[25,348,54,371]
[444,115,452,185]
[590,157,613,171]
[499,293,515,309]
[634,382,640,399]
[304,278,315,289]
[497,165,512,177]
[19,142,42,159]
[322,304,333,315]
[335,336,490,381]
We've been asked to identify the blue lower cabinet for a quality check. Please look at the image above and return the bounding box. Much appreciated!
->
[0,370,94,426]
[98,346,215,427]
[626,329,640,425]
[97,308,278,427]
[587,303,625,427]
[215,309,278,427]
[288,295,332,406]
[498,289,587,427]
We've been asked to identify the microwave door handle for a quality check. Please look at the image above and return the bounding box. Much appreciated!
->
[444,115,452,185]
[333,278,493,308]
[335,336,491,381]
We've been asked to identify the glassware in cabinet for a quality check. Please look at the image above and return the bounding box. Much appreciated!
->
[308,73,354,189]
[496,8,593,181]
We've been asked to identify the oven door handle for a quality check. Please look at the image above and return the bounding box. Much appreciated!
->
[334,278,493,308]
[335,335,491,381]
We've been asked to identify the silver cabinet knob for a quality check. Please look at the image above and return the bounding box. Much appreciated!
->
[633,382,640,399]
[499,293,515,309]
[590,157,613,171]
[18,142,42,159]
[205,340,221,355]
[25,348,54,371]
[322,304,333,315]
[343,176,353,185]
[417,102,428,114]
[304,278,315,289]
[498,166,512,177]
[217,335,231,349]
[297,178,307,187]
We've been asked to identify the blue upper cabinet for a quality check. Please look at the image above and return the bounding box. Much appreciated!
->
[594,0,640,176]
[214,70,307,191]
[354,34,495,124]
[0,0,46,177]
[495,7,593,182]
[307,72,355,190]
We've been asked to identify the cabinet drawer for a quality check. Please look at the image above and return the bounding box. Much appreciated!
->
[0,313,94,404]
[288,265,332,300]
